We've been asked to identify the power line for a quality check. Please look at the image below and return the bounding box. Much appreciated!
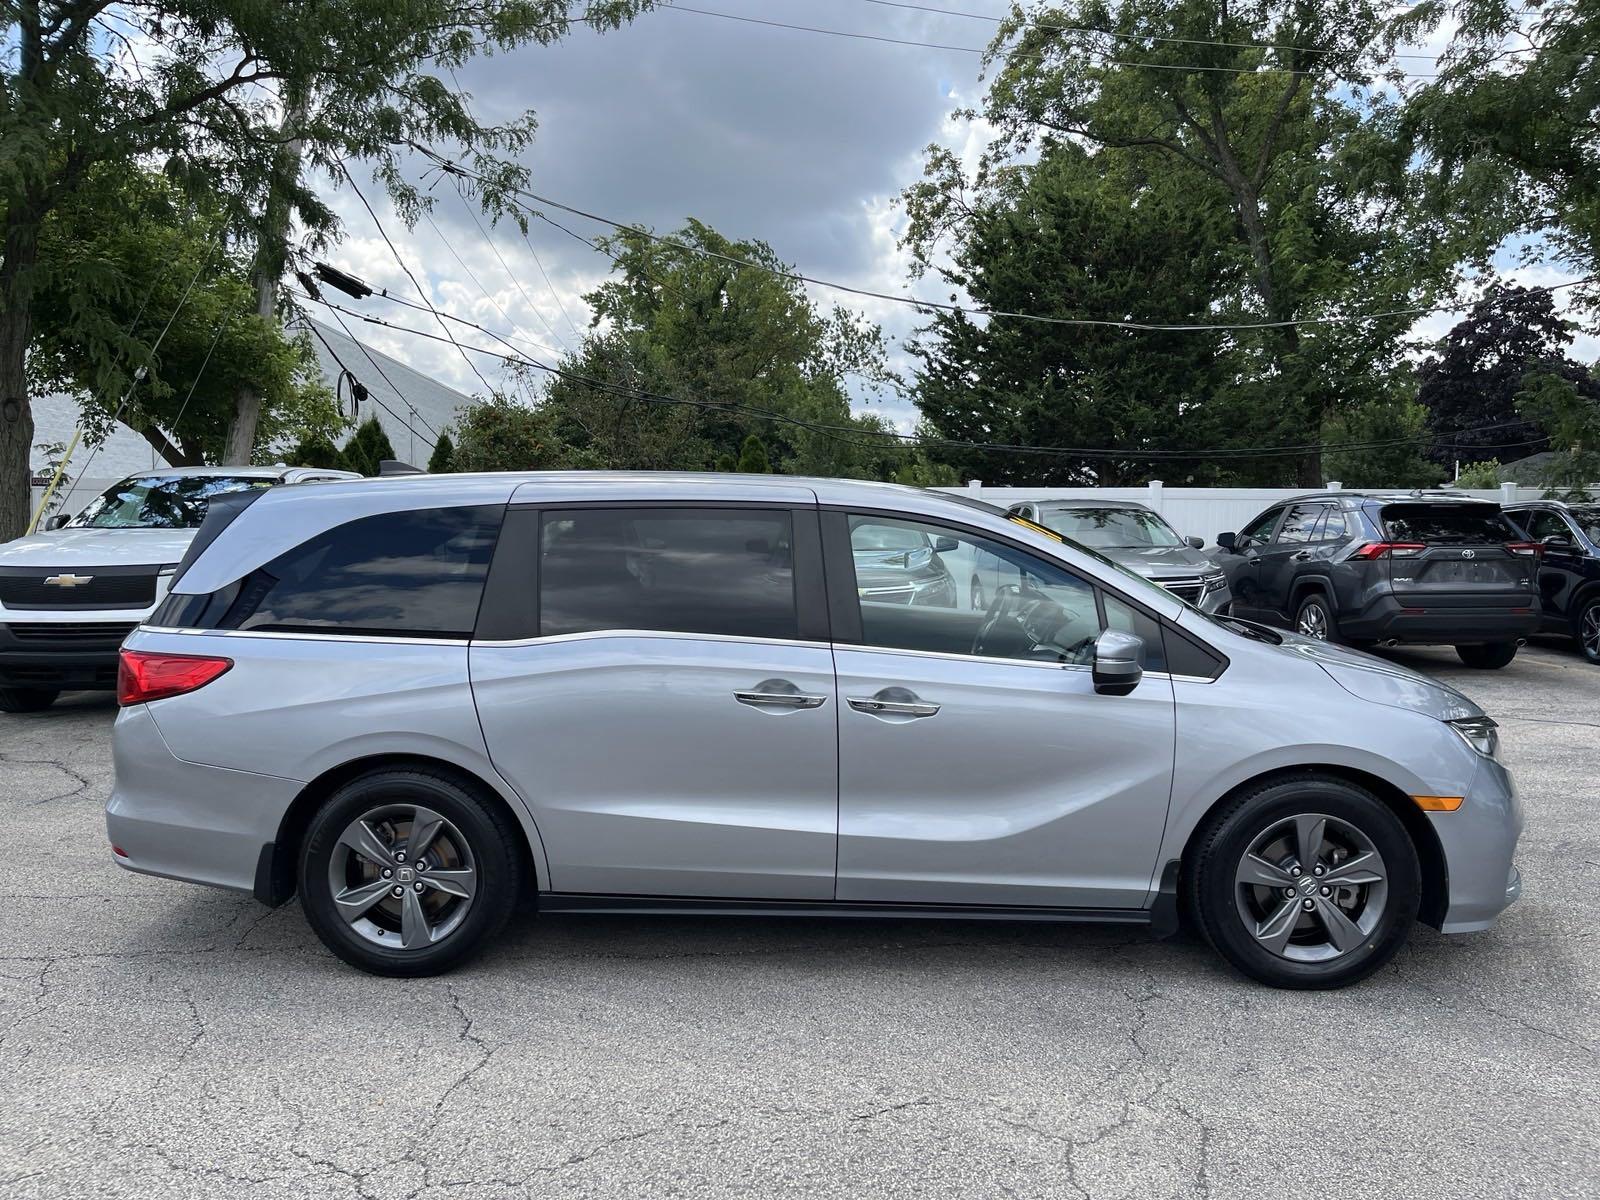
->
[857,0,1447,62]
[413,145,1596,335]
[297,313,438,453]
[515,216,587,343]
[293,291,1553,465]
[656,3,1442,80]
[441,196,572,354]
[339,161,496,396]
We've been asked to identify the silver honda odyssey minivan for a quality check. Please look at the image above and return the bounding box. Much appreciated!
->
[106,473,1523,988]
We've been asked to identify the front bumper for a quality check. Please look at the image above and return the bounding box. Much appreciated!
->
[0,620,139,690]
[106,704,300,895]
[1434,755,1524,933]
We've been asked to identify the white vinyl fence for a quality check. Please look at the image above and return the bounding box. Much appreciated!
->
[938,481,1580,547]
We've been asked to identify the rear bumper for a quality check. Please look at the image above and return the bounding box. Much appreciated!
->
[1339,597,1541,645]
[1434,756,1524,934]
[0,623,138,690]
[105,704,299,895]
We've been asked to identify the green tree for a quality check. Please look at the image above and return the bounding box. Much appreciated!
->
[906,142,1244,485]
[541,221,907,479]
[285,431,348,472]
[918,0,1466,486]
[735,434,771,474]
[1398,1,1600,297]
[1454,459,1502,489]
[1517,371,1600,499]
[1,1,650,540]
[1321,392,1448,489]
[27,170,342,466]
[341,416,396,477]
[427,431,456,474]
[451,394,595,473]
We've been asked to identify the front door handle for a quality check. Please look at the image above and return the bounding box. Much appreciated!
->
[847,695,941,718]
[735,679,827,710]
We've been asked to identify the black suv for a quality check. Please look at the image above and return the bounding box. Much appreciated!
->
[1504,500,1600,665]
[1216,491,1542,668]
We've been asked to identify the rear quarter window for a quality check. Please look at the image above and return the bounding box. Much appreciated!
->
[1380,505,1517,543]
[215,506,503,638]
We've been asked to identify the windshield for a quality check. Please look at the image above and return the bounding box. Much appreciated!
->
[1569,506,1600,545]
[1009,515,1186,610]
[852,524,928,552]
[66,475,275,530]
[1038,506,1184,549]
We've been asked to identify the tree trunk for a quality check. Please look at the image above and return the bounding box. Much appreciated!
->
[0,201,42,542]
[224,99,307,464]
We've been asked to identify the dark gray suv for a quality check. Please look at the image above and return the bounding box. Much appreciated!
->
[1216,491,1542,668]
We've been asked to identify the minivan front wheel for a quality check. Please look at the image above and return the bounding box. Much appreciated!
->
[299,768,523,977]
[1186,775,1420,989]
[1454,641,1518,669]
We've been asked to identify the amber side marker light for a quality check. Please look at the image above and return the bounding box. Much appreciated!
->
[1411,795,1465,812]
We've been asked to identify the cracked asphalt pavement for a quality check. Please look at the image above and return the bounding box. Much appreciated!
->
[2,642,1597,1198]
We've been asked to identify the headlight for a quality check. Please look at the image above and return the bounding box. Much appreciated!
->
[1448,716,1499,759]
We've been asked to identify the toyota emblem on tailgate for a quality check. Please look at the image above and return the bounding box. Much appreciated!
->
[1461,550,1475,559]
[43,573,94,588]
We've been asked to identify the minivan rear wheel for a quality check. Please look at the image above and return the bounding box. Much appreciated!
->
[1454,641,1518,669]
[299,768,523,977]
[0,687,59,714]
[1185,775,1420,989]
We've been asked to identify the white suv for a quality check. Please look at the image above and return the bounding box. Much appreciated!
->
[0,465,356,711]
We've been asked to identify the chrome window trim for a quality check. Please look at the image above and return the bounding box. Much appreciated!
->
[138,625,471,648]
[471,628,834,652]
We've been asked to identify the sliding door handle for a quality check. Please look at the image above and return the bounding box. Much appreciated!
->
[732,691,819,710]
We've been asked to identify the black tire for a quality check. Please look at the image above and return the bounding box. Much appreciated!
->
[1292,592,1340,644]
[1184,774,1420,990]
[1454,641,1518,669]
[0,687,59,714]
[1572,594,1600,665]
[299,767,524,977]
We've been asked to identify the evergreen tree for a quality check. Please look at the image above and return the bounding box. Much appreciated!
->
[342,417,397,477]
[427,432,456,474]
[736,435,771,474]
[285,431,349,472]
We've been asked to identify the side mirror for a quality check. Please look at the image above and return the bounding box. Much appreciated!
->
[932,535,959,553]
[1092,629,1144,696]
[1541,533,1574,550]
[1216,531,1237,552]
[45,514,68,531]
[1185,535,1204,550]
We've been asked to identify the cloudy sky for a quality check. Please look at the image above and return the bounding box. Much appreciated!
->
[311,0,1594,439]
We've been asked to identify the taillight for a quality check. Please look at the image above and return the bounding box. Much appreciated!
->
[117,649,232,706]
[1351,542,1425,560]
[1506,542,1544,558]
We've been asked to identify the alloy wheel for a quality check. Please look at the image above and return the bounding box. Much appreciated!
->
[1233,813,1388,963]
[328,804,478,950]
[1296,602,1329,640]
[1581,602,1600,662]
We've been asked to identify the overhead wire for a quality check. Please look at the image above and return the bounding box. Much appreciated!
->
[412,144,1597,336]
[655,3,1443,80]
[856,0,1448,62]
[296,312,438,453]
[293,290,1554,465]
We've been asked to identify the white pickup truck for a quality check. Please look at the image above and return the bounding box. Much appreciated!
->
[0,465,357,712]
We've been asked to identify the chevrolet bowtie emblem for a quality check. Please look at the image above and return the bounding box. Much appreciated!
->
[43,573,94,588]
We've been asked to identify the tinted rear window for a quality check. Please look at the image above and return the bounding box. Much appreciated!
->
[1380,505,1516,544]
[218,506,502,638]
[539,508,797,640]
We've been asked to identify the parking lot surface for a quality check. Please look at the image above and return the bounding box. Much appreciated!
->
[1,642,1596,1198]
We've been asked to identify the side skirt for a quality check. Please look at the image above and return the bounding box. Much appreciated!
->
[537,893,1153,926]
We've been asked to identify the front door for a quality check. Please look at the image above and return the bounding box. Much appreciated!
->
[1222,505,1287,620]
[471,503,839,899]
[828,513,1176,910]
